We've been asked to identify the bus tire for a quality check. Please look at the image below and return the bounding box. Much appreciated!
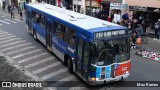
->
[33,30,37,40]
[68,57,73,73]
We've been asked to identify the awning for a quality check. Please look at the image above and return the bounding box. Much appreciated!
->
[96,0,122,3]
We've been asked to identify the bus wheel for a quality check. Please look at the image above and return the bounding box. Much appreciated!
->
[68,57,73,73]
[33,30,37,40]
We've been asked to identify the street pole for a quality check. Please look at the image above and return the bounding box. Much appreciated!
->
[90,0,92,16]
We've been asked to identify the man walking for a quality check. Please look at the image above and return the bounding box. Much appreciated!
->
[10,3,15,19]
[2,1,5,11]
[154,23,159,40]
[19,10,23,21]
[157,19,160,40]
[7,5,11,13]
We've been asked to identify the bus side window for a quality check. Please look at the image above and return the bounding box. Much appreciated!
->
[63,27,75,48]
[35,13,40,24]
[32,11,37,22]
[84,42,89,65]
[70,34,75,47]
[39,14,45,28]
[54,21,63,40]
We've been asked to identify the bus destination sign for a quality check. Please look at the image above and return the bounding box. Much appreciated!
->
[95,30,126,39]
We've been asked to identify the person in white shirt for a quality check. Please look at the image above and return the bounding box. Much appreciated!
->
[154,23,159,40]
[113,11,121,24]
[116,11,121,24]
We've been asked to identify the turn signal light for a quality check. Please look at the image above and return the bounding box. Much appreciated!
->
[91,77,96,81]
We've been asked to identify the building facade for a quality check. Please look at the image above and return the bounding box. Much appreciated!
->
[124,0,160,8]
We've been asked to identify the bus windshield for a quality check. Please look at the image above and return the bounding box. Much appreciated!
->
[94,38,130,66]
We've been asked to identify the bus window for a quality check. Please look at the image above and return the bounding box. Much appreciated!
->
[54,22,64,40]
[39,14,45,28]
[32,11,36,22]
[63,27,75,47]
[35,14,40,24]
[84,42,89,65]
[78,38,83,60]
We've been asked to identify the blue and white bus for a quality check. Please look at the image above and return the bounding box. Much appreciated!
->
[25,3,131,85]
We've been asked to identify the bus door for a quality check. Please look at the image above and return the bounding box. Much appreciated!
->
[45,21,52,51]
[76,37,89,80]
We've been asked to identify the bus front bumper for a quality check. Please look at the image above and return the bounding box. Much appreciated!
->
[88,73,130,86]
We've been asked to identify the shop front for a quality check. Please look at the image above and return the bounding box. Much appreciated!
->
[129,6,160,33]
[85,0,100,16]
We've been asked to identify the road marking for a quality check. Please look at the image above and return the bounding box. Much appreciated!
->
[17,52,48,64]
[0,35,16,41]
[12,49,41,59]
[1,43,32,52]
[53,75,76,86]
[6,46,35,55]
[0,38,21,45]
[24,57,54,69]
[0,20,11,24]
[0,32,8,34]
[0,34,12,38]
[4,19,17,23]
[0,24,2,25]
[13,19,21,22]
[0,30,7,33]
[32,62,61,75]
[1,16,5,17]
[69,85,86,90]
[41,68,68,80]
[99,87,114,90]
[0,40,26,48]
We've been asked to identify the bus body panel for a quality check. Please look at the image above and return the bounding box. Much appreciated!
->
[115,60,131,76]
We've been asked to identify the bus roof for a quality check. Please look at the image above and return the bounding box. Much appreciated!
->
[26,3,127,33]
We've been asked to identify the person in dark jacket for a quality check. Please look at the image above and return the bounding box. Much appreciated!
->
[7,5,11,13]
[2,1,5,11]
[157,19,160,40]
[19,10,23,21]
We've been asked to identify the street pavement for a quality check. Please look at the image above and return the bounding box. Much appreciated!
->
[0,7,160,90]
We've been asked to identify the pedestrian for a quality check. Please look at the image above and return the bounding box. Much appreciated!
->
[17,3,20,14]
[113,11,121,24]
[137,24,144,36]
[2,1,5,11]
[131,31,138,50]
[19,10,23,21]
[154,23,159,40]
[7,5,11,13]
[10,3,15,19]
[157,19,160,40]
